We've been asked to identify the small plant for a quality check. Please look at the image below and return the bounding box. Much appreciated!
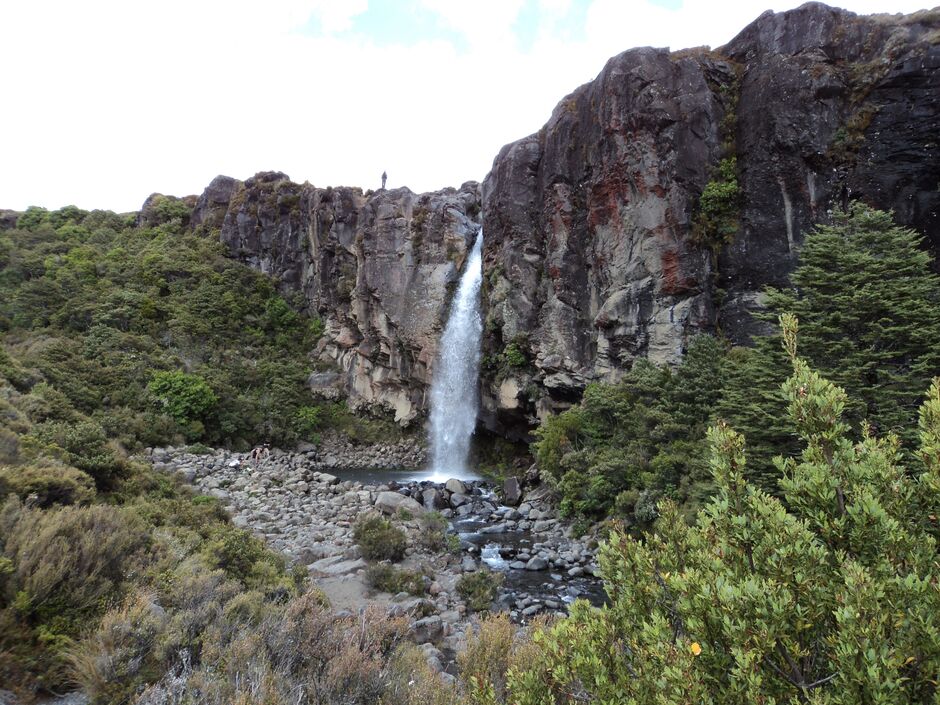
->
[294,405,322,442]
[419,511,459,553]
[502,341,527,368]
[690,157,740,254]
[456,570,504,613]
[365,564,428,595]
[354,513,408,561]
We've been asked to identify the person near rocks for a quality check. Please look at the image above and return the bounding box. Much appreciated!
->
[381,171,387,189]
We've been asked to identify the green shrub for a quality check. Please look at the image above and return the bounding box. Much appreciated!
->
[532,335,724,527]
[419,511,459,553]
[0,500,149,624]
[70,590,167,705]
[354,513,408,561]
[365,564,428,595]
[502,341,527,368]
[0,462,95,507]
[148,370,217,435]
[691,156,740,252]
[505,317,940,704]
[294,405,321,442]
[202,523,285,589]
[30,419,127,489]
[456,570,504,613]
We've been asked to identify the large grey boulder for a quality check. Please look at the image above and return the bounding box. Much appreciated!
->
[375,491,425,515]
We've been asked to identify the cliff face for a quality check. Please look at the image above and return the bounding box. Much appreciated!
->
[479,3,940,434]
[192,172,481,424]
[194,3,939,437]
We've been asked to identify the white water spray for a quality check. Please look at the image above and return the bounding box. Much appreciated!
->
[428,229,484,479]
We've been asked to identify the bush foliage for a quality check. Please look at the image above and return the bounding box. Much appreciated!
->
[533,335,725,527]
[0,203,330,450]
[486,318,940,704]
[354,513,408,562]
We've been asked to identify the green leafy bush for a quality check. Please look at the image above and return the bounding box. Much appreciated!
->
[691,156,740,252]
[365,564,428,595]
[505,317,940,704]
[148,370,218,434]
[456,569,504,613]
[202,523,285,589]
[418,510,459,553]
[30,419,127,489]
[0,462,95,507]
[720,203,940,489]
[354,513,408,561]
[533,335,725,526]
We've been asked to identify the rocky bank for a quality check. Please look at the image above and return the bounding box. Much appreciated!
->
[147,446,602,670]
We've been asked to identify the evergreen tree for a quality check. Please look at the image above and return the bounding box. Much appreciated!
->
[507,316,940,704]
[720,203,940,489]
[532,335,726,526]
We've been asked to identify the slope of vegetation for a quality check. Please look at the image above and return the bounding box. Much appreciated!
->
[535,204,940,527]
[0,203,330,452]
[0,203,403,700]
[469,318,940,704]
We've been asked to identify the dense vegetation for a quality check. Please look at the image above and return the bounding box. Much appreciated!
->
[533,334,725,529]
[0,202,403,700]
[0,202,405,457]
[467,318,940,704]
[720,204,940,488]
[535,204,940,527]
[2,197,939,703]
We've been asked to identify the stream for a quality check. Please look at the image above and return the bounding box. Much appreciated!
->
[329,466,607,615]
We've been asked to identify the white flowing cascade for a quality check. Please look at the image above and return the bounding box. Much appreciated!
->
[428,229,484,479]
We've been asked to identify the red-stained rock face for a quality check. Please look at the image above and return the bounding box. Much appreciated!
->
[479,4,940,436]
[196,5,940,441]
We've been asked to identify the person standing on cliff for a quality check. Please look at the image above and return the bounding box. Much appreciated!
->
[381,171,387,189]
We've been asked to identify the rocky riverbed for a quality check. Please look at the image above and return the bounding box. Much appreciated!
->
[146,444,604,671]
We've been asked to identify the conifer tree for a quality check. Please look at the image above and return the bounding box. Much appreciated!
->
[720,203,940,489]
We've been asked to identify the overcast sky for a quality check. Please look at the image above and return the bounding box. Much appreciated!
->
[1,0,933,212]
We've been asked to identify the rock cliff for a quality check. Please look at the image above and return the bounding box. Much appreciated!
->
[479,2,939,434]
[193,3,939,438]
[193,171,482,424]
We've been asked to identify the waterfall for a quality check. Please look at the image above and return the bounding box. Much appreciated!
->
[428,229,484,479]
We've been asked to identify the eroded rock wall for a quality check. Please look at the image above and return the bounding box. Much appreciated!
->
[193,4,939,439]
[193,171,481,424]
[480,3,940,434]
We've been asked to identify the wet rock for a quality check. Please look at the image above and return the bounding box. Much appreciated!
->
[525,557,548,571]
[445,478,468,495]
[502,477,522,506]
[449,493,470,508]
[422,487,448,510]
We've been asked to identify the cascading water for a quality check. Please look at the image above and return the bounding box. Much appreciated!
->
[428,229,484,480]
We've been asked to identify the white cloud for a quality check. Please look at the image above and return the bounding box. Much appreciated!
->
[0,0,933,212]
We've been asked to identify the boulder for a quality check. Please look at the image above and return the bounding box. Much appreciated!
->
[411,615,443,644]
[502,477,522,506]
[445,478,468,495]
[375,491,425,515]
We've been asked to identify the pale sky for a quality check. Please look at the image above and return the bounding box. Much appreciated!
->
[0,0,933,213]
